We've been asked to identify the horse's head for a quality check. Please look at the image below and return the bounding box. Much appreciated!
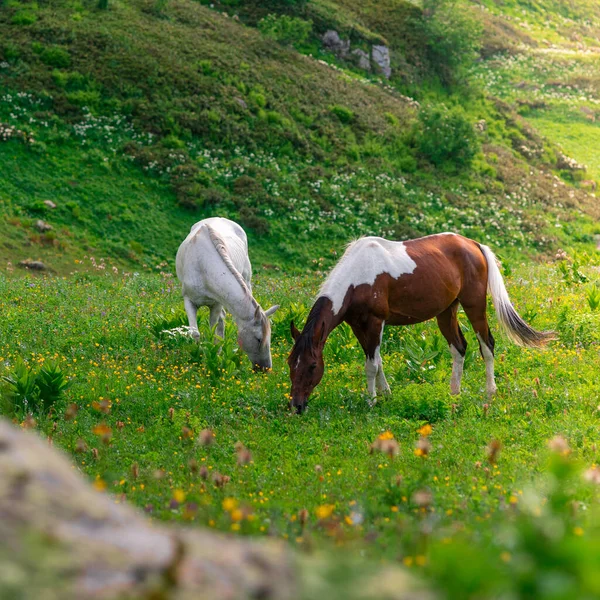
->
[287,320,325,414]
[238,304,279,371]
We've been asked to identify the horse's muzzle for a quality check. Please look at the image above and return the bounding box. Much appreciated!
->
[289,398,307,415]
[253,362,272,373]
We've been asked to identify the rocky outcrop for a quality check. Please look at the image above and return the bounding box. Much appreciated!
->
[321,30,391,78]
[322,30,351,58]
[371,45,391,79]
[0,419,295,599]
[0,419,432,599]
[352,48,371,71]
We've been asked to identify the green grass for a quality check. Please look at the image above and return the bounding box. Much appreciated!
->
[528,110,600,181]
[473,2,600,188]
[2,256,600,596]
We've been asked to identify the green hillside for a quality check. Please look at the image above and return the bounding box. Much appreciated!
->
[1,0,598,275]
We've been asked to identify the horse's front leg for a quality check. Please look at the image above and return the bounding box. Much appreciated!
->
[209,304,226,339]
[375,355,391,395]
[184,297,200,341]
[351,317,388,407]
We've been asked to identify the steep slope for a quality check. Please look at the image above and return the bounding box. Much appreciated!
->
[1,0,598,275]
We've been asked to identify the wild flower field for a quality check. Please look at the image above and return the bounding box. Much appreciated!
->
[2,250,600,596]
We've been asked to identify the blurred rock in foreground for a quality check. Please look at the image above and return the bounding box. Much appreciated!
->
[0,419,433,599]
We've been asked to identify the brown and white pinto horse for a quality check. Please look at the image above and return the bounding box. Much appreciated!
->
[288,233,555,414]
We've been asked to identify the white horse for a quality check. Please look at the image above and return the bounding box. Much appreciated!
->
[176,217,279,370]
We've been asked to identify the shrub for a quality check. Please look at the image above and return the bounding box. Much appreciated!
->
[39,46,71,68]
[421,0,482,86]
[11,11,38,25]
[257,14,312,46]
[66,90,101,107]
[329,104,355,124]
[415,104,480,169]
[52,70,88,91]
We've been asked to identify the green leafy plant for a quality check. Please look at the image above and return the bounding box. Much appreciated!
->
[37,361,70,413]
[1,358,69,416]
[586,284,600,311]
[257,14,312,46]
[557,259,588,285]
[416,104,480,170]
[403,333,444,378]
[188,320,242,384]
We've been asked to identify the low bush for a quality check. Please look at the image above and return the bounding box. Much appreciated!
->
[416,104,480,170]
[257,14,312,46]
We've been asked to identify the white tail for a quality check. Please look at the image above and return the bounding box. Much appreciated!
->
[479,244,556,348]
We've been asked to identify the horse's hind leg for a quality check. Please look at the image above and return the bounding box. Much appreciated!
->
[184,297,200,340]
[461,300,496,397]
[436,301,467,395]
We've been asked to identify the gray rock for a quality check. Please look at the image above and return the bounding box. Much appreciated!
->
[0,419,296,599]
[234,97,248,110]
[371,45,391,78]
[43,200,57,209]
[322,30,350,58]
[0,421,435,599]
[352,48,371,71]
[18,259,46,271]
[35,220,53,232]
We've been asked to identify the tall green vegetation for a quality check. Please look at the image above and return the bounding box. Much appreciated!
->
[421,0,483,85]
[416,104,480,169]
[258,13,312,46]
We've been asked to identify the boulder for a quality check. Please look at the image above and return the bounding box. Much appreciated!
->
[322,30,350,58]
[0,420,433,599]
[352,48,371,71]
[35,219,53,232]
[18,259,47,271]
[0,419,295,599]
[371,45,391,78]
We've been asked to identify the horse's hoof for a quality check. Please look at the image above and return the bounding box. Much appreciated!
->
[367,398,378,408]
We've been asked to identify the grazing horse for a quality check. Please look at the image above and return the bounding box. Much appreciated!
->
[288,233,554,413]
[176,217,279,370]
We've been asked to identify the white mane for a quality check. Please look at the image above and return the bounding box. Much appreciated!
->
[206,224,255,305]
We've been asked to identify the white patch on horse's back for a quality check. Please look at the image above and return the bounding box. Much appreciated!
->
[319,237,417,314]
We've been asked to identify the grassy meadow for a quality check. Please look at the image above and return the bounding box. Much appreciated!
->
[2,251,600,596]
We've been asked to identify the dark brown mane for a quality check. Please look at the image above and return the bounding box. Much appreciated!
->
[289,296,331,361]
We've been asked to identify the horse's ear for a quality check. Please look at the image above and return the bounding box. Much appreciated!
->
[290,320,301,341]
[254,304,262,322]
[264,305,280,318]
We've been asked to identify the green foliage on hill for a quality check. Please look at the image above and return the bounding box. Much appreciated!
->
[1,0,598,274]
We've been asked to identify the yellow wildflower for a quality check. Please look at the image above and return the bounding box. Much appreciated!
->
[315,504,335,520]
